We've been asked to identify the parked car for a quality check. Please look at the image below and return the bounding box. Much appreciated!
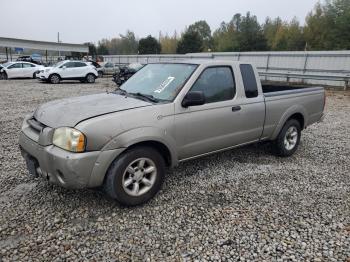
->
[17,55,42,65]
[98,62,120,77]
[19,60,325,206]
[0,61,44,79]
[112,63,143,86]
[37,60,98,84]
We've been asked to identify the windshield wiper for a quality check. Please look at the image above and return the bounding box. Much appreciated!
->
[113,88,129,96]
[129,92,159,103]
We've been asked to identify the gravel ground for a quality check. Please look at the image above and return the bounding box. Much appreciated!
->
[0,79,349,262]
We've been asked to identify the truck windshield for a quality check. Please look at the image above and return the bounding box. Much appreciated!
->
[119,63,197,101]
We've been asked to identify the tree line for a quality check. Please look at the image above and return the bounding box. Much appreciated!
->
[86,0,350,56]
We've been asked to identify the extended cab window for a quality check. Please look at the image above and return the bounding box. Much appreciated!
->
[240,64,258,98]
[190,66,235,103]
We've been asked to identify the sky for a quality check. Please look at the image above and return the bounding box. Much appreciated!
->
[0,0,319,44]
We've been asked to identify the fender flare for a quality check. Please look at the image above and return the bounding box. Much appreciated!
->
[270,105,307,140]
[102,127,179,167]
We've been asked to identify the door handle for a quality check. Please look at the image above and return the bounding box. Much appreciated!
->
[232,106,241,112]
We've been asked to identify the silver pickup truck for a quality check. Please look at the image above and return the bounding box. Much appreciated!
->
[19,60,325,206]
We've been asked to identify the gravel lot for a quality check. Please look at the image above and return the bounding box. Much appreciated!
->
[0,79,349,261]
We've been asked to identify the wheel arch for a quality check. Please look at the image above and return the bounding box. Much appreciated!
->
[88,138,175,188]
[2,70,8,79]
[101,127,178,166]
[271,106,307,140]
[86,72,97,78]
[287,113,304,129]
[49,73,61,79]
[125,140,172,167]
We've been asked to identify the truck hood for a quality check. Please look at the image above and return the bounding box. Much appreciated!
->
[34,92,152,128]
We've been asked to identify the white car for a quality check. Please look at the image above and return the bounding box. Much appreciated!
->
[37,60,98,84]
[0,62,44,79]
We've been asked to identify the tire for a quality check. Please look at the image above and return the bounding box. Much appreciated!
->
[104,146,165,206]
[33,72,37,79]
[2,72,8,80]
[273,119,301,157]
[98,71,103,78]
[49,74,60,84]
[86,73,96,83]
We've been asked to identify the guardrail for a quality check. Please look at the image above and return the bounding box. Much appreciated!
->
[259,72,350,90]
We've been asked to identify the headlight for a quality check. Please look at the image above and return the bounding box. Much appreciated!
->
[52,127,86,152]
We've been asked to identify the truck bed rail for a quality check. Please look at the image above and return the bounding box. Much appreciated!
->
[259,72,350,90]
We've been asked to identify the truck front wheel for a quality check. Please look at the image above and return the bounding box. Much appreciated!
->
[273,119,301,157]
[103,146,165,206]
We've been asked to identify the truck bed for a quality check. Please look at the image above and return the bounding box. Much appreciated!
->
[262,83,324,97]
[260,82,325,140]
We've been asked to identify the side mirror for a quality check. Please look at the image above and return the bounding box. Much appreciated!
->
[182,91,206,108]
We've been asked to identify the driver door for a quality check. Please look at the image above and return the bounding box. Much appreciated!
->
[175,66,241,159]
[59,61,75,78]
[7,63,23,78]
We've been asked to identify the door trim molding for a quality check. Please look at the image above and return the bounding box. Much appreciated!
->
[178,139,259,163]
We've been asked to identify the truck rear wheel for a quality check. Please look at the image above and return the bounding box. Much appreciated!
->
[273,119,301,157]
[103,146,165,206]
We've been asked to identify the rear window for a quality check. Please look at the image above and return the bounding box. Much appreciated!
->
[240,64,258,98]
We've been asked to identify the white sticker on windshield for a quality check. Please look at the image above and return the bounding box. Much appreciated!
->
[154,76,175,93]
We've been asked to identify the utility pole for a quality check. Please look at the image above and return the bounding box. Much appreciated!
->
[57,32,61,58]
[159,31,161,43]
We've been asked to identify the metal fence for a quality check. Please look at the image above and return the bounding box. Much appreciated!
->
[0,53,61,64]
[103,51,350,88]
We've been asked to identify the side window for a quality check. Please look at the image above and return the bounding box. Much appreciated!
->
[190,66,235,104]
[8,63,22,69]
[62,62,74,68]
[74,62,86,67]
[240,64,258,98]
[22,63,34,68]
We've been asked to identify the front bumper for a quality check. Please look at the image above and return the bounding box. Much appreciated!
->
[19,132,100,188]
[37,75,48,81]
